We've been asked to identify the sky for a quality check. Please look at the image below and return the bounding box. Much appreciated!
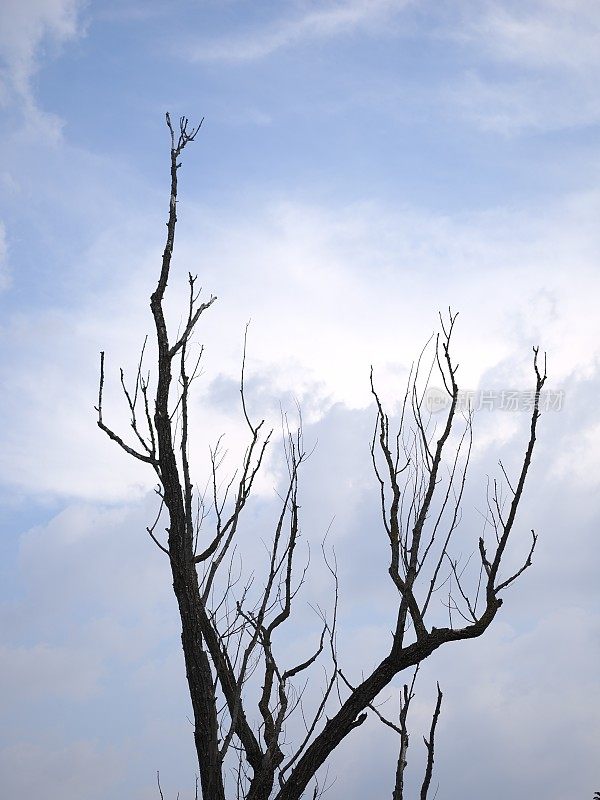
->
[0,1,599,798]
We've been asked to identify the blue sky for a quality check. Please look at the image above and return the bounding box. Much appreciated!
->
[1,2,599,798]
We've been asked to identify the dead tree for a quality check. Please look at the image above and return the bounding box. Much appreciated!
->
[96,115,546,799]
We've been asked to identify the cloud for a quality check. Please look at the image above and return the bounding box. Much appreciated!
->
[3,374,599,798]
[187,0,409,63]
[0,497,195,798]
[449,1,600,132]
[11,500,175,630]
[2,187,600,502]
[1,3,598,797]
[452,70,600,134]
[467,0,600,73]
[274,390,600,799]
[424,607,600,800]
[0,0,85,138]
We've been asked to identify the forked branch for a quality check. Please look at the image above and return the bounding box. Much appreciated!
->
[97,114,544,800]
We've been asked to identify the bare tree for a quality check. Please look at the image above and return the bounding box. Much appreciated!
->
[96,114,546,800]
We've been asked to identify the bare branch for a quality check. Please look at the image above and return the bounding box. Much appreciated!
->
[420,683,443,800]
[98,116,544,800]
[96,351,157,465]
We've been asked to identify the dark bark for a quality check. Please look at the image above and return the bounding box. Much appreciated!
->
[149,115,225,800]
[420,684,442,800]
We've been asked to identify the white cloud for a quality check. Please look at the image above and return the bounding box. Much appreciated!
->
[2,357,599,799]
[450,1,600,132]
[13,500,175,627]
[187,0,410,62]
[4,392,597,798]
[468,0,600,73]
[551,416,600,489]
[0,0,85,138]
[2,188,600,501]
[1,3,597,797]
